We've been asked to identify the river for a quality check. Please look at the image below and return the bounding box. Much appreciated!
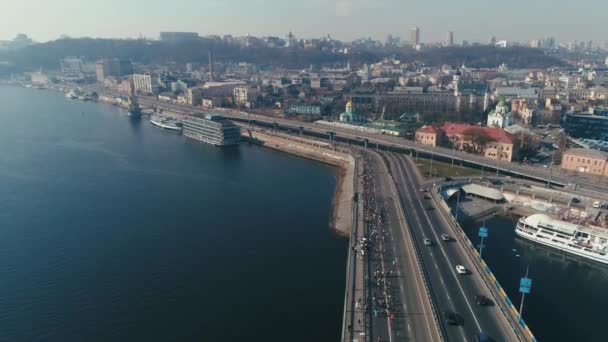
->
[0,85,347,341]
[461,214,608,342]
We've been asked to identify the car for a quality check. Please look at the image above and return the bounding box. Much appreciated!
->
[423,194,431,200]
[424,205,434,210]
[475,332,492,342]
[456,265,467,274]
[593,201,601,209]
[419,188,426,192]
[474,294,493,306]
[441,233,451,241]
[423,238,432,246]
[443,311,461,325]
[572,197,581,204]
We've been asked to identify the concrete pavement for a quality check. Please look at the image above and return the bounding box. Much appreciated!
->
[382,152,521,342]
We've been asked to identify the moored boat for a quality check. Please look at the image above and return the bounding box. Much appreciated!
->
[515,214,608,265]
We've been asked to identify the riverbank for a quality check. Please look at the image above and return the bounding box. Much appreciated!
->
[244,128,355,237]
[6,82,356,236]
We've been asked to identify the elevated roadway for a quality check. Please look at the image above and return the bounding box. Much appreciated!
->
[382,152,524,342]
[363,150,442,342]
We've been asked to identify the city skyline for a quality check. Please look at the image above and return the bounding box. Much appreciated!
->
[2,0,608,43]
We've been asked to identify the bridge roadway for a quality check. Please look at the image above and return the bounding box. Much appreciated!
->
[363,150,442,342]
[382,152,521,342]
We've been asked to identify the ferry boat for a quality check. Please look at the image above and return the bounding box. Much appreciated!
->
[150,114,183,131]
[515,214,608,265]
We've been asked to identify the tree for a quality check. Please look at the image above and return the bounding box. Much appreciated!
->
[512,131,540,160]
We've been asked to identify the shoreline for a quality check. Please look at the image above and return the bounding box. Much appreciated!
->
[245,128,355,237]
[3,83,355,237]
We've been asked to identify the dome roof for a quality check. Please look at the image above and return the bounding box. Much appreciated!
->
[497,99,508,107]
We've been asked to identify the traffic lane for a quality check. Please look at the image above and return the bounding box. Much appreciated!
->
[400,156,518,341]
[376,171,432,341]
[371,155,423,341]
[393,153,509,340]
[384,154,471,342]
[395,185,478,341]
[422,201,517,341]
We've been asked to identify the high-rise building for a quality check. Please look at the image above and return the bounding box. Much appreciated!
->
[159,32,199,42]
[60,57,83,76]
[410,27,420,45]
[133,74,158,94]
[447,31,454,46]
[95,58,132,82]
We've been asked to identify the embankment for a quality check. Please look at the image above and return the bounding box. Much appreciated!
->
[245,128,355,236]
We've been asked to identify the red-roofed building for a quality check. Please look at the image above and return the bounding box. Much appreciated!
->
[415,123,517,162]
[415,125,443,147]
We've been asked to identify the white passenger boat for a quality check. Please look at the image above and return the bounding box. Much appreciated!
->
[516,214,608,265]
[150,114,183,131]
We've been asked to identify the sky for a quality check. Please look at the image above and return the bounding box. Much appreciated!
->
[1,0,607,44]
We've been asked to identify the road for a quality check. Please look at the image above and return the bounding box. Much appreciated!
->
[363,151,441,342]
[381,152,520,342]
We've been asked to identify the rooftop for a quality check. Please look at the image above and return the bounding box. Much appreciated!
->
[440,123,514,144]
[461,183,505,201]
[564,148,608,160]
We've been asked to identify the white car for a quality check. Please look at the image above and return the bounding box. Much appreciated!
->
[423,238,432,246]
[456,265,467,274]
[441,233,451,241]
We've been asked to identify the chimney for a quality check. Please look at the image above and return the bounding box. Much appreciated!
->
[208,50,214,82]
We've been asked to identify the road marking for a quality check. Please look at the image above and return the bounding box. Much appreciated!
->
[381,153,437,340]
[389,153,469,342]
[397,153,483,333]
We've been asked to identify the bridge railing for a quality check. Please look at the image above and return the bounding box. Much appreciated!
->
[431,188,537,342]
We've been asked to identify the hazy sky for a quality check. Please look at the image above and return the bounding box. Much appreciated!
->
[1,0,606,44]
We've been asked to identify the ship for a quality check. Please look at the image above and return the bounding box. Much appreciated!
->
[150,114,183,131]
[516,213,608,265]
[65,90,77,99]
[182,114,241,146]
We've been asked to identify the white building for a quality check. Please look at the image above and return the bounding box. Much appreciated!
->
[133,74,157,94]
[233,86,258,107]
[487,99,513,128]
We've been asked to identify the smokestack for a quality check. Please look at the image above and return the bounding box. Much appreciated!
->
[208,50,214,82]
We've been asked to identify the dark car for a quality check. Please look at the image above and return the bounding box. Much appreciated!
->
[572,197,581,204]
[474,294,493,306]
[443,311,461,325]
[475,332,493,342]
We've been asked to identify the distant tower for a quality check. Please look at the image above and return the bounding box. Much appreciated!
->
[411,26,420,45]
[489,35,497,46]
[447,31,454,46]
[286,31,296,47]
[208,50,214,82]
[452,68,461,96]
[483,88,491,112]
